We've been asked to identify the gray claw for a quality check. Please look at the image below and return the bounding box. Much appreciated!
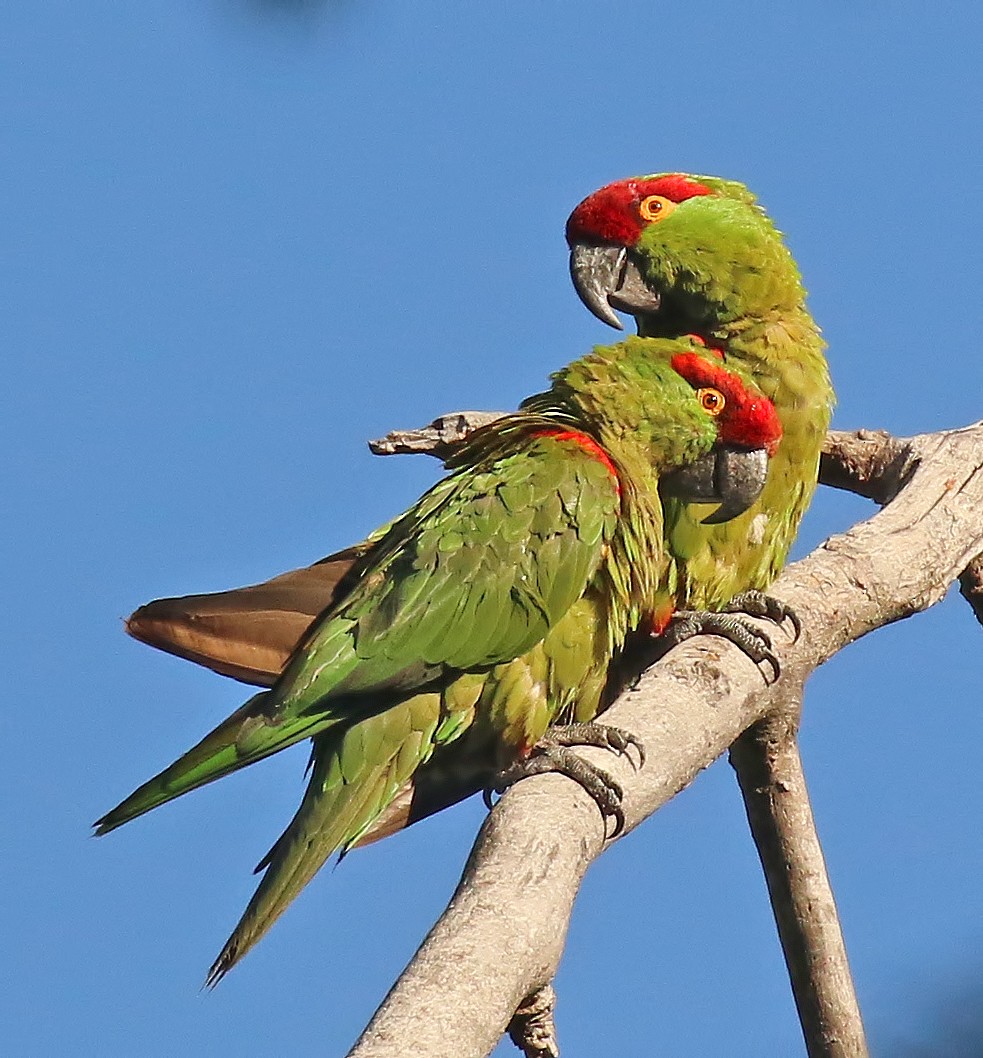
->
[484,722,645,838]
[665,609,781,683]
[725,590,801,641]
[545,722,646,770]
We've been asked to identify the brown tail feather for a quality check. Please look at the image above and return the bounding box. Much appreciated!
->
[125,547,366,685]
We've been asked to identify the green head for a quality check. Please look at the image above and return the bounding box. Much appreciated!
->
[540,336,783,523]
[566,173,807,335]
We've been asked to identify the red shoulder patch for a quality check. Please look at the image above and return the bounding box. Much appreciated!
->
[641,601,676,637]
[532,428,621,494]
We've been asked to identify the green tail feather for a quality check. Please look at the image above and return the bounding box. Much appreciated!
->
[207,699,442,984]
[95,619,366,837]
[93,691,331,835]
[94,694,267,834]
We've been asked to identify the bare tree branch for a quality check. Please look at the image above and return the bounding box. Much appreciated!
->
[369,412,506,459]
[818,428,913,502]
[730,706,869,1058]
[370,419,909,500]
[371,420,983,636]
[347,420,983,1058]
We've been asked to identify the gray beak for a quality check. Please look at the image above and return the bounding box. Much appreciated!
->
[569,243,661,329]
[661,446,769,524]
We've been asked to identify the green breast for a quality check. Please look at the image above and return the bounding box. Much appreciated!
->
[664,320,833,610]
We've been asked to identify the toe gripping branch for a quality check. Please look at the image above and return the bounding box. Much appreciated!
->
[663,590,801,683]
[480,593,796,837]
[484,723,646,838]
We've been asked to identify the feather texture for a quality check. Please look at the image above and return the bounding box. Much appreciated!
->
[99,340,778,980]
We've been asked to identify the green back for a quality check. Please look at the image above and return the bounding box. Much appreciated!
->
[99,337,771,982]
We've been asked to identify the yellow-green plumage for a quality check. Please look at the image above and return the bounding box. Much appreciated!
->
[96,339,776,981]
[568,172,835,611]
[124,173,832,693]
[658,318,830,610]
[103,168,829,982]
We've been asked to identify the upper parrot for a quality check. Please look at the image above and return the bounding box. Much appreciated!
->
[125,172,833,686]
[98,337,781,982]
[566,173,834,609]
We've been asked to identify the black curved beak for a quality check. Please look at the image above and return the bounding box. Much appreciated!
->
[660,446,769,524]
[569,242,662,329]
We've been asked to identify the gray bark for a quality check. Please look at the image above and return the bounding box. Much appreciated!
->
[345,421,983,1058]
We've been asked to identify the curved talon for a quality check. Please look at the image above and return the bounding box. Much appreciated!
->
[544,722,646,770]
[607,807,626,839]
[482,722,644,839]
[725,589,801,642]
[665,609,781,683]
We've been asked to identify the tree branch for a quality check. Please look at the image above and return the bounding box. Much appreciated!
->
[372,420,983,635]
[730,705,869,1058]
[348,419,983,1058]
[369,411,506,460]
[370,419,911,501]
[818,428,913,502]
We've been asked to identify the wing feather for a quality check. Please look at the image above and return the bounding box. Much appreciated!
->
[96,430,621,835]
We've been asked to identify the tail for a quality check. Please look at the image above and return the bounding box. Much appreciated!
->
[124,545,368,687]
[93,691,329,835]
[207,695,442,984]
[97,616,365,836]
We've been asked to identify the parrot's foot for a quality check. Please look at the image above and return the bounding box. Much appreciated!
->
[541,721,646,769]
[483,723,644,838]
[723,590,801,642]
[664,610,780,682]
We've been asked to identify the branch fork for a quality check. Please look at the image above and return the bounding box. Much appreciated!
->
[344,419,983,1058]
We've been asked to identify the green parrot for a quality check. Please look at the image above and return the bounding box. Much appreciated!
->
[565,173,834,614]
[125,171,832,687]
[98,338,782,983]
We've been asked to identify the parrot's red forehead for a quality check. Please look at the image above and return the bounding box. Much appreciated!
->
[671,352,783,455]
[566,175,713,247]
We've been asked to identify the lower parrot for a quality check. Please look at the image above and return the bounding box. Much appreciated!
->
[98,337,782,982]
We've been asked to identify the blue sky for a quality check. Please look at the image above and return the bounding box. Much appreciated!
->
[4,2,982,1055]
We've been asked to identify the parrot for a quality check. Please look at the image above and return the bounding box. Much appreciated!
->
[97,337,782,982]
[125,172,833,687]
[565,172,834,619]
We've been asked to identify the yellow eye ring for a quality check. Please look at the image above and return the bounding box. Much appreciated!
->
[639,194,677,223]
[697,387,725,415]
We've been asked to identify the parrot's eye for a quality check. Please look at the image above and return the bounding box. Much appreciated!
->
[638,194,677,223]
[697,388,725,415]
